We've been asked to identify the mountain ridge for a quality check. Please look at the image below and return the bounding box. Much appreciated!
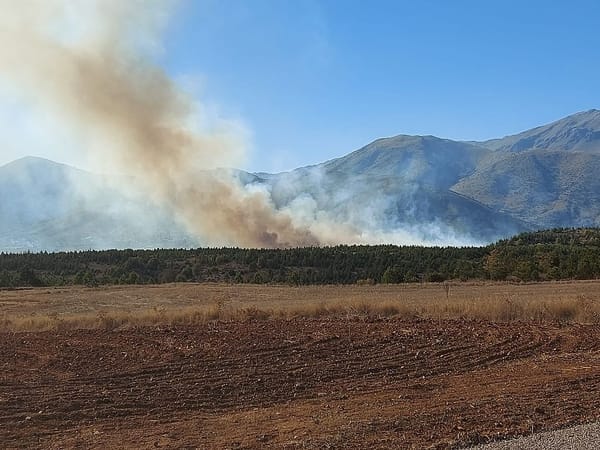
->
[2,109,600,251]
[475,109,600,153]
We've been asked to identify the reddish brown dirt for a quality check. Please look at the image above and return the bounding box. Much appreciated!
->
[2,318,600,449]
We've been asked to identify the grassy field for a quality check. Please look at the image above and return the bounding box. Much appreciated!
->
[2,280,600,331]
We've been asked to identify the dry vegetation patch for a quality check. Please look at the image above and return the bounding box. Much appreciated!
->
[1,281,600,331]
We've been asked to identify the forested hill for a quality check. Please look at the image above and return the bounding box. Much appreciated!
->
[485,228,600,281]
[1,228,600,288]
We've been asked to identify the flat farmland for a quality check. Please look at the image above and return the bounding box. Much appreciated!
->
[2,282,600,448]
[2,280,600,328]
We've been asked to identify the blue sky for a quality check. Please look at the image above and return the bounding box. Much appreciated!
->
[1,1,599,173]
[162,0,600,172]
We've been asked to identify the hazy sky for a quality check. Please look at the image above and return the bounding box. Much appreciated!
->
[2,0,600,172]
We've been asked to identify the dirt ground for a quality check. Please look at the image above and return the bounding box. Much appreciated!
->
[2,313,600,448]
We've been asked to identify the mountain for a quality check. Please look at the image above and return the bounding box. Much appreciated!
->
[452,150,600,228]
[0,157,83,230]
[262,110,600,243]
[264,135,527,242]
[453,109,600,228]
[480,109,600,153]
[1,109,600,251]
[0,157,196,252]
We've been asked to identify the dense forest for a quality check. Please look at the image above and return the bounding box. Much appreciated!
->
[1,228,600,287]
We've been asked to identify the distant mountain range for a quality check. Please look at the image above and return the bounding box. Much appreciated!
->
[0,157,195,252]
[2,109,600,251]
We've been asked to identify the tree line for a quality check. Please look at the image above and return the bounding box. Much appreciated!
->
[1,228,599,287]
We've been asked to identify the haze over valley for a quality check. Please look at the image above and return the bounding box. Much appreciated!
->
[2,109,600,251]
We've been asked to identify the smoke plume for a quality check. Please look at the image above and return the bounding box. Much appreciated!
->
[0,1,485,249]
[0,0,357,247]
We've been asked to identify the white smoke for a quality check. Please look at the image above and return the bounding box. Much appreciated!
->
[0,0,481,249]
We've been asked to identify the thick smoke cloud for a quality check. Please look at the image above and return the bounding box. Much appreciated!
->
[0,0,337,247]
[0,1,478,248]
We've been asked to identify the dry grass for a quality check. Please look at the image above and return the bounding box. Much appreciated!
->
[2,281,600,331]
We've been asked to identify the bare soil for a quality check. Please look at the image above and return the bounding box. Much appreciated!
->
[2,315,600,448]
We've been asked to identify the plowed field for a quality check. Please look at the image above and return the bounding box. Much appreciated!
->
[2,317,600,449]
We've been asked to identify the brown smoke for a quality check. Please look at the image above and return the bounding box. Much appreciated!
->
[0,0,355,247]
